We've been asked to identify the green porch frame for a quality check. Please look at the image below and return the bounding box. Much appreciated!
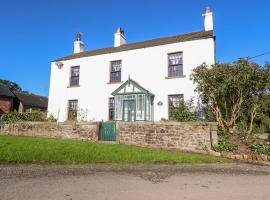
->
[111,78,154,122]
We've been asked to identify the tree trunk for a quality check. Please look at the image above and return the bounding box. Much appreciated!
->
[246,105,258,139]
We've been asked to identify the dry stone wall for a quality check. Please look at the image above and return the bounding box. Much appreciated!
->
[0,122,99,141]
[116,122,218,153]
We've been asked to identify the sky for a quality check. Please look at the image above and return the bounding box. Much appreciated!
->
[0,0,270,96]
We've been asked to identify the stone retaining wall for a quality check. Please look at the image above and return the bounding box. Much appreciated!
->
[0,122,99,141]
[116,122,218,153]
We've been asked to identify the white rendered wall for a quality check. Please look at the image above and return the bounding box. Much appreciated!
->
[48,37,215,122]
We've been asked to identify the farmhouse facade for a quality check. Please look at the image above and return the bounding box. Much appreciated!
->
[48,7,215,122]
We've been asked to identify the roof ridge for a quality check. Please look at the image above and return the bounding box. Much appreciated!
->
[54,30,214,62]
[14,91,48,98]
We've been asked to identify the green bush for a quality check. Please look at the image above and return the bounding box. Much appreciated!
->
[170,99,196,122]
[213,135,238,152]
[1,111,56,123]
[249,143,270,155]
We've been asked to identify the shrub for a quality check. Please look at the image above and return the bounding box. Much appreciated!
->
[213,135,238,152]
[170,99,196,122]
[249,143,270,155]
[1,111,56,123]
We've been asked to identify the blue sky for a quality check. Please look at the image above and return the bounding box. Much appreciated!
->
[0,0,270,96]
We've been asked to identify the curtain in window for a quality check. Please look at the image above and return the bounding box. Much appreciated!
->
[110,61,121,82]
[136,94,144,120]
[168,52,183,77]
[115,95,123,120]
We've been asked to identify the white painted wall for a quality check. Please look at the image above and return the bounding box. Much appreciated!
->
[114,32,126,47]
[48,37,215,122]
[74,41,84,53]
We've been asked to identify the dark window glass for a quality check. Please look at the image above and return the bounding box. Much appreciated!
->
[70,66,80,86]
[110,60,121,82]
[168,52,183,77]
[168,94,184,120]
[68,100,78,121]
[109,97,115,120]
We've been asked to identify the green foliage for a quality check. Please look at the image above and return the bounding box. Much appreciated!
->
[191,59,270,135]
[160,118,168,122]
[213,135,238,152]
[47,114,57,122]
[249,143,270,155]
[0,135,228,164]
[1,111,56,123]
[170,99,196,122]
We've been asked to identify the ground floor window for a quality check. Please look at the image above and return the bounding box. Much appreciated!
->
[168,94,184,120]
[68,99,78,121]
[108,97,115,120]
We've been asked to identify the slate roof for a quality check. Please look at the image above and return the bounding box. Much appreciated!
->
[54,30,214,62]
[14,92,48,109]
[0,83,15,98]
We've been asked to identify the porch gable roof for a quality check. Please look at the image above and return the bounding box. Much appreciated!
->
[111,78,154,96]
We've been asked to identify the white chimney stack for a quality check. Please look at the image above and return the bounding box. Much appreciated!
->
[202,6,213,31]
[74,32,85,53]
[114,27,126,47]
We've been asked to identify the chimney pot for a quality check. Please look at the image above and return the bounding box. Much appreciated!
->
[74,32,85,53]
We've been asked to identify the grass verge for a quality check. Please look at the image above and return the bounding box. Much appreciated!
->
[0,135,228,164]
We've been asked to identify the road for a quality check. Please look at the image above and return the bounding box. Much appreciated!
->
[0,163,270,200]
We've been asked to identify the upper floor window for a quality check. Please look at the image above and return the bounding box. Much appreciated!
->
[168,52,183,77]
[110,60,121,82]
[70,66,80,86]
[168,94,184,119]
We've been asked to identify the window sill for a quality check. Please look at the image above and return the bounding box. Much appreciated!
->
[107,81,123,85]
[165,75,186,79]
[67,85,80,88]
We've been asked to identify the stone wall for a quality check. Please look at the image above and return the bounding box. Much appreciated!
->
[0,121,218,153]
[0,122,99,141]
[117,122,218,153]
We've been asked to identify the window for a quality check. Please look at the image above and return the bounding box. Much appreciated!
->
[168,94,184,119]
[110,60,121,82]
[168,52,183,77]
[136,94,145,120]
[108,97,115,120]
[68,100,78,121]
[70,66,80,86]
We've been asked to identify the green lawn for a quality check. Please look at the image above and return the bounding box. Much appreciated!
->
[0,135,228,164]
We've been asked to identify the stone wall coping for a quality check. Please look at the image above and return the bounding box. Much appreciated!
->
[116,121,217,126]
[3,121,99,125]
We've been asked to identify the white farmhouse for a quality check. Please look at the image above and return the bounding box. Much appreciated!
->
[48,7,215,122]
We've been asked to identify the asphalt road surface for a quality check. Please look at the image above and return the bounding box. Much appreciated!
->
[0,163,270,200]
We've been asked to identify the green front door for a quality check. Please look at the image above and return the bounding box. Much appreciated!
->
[123,100,136,122]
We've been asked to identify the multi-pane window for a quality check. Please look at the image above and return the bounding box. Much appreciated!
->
[108,97,115,120]
[136,94,145,120]
[68,100,78,121]
[70,66,80,86]
[168,52,183,77]
[110,60,121,82]
[168,94,184,119]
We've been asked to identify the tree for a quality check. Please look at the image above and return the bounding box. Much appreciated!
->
[0,79,22,92]
[191,59,270,135]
